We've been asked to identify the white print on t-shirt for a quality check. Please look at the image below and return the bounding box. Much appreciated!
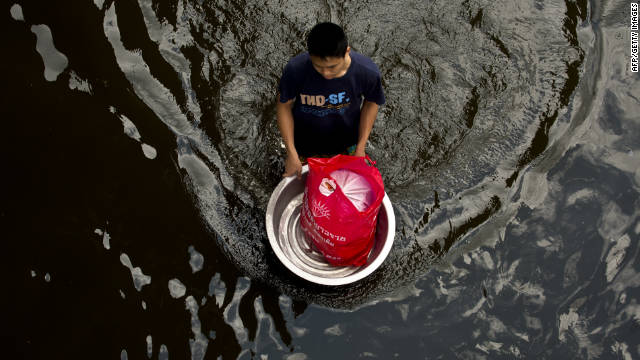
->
[300,91,351,106]
[299,91,352,117]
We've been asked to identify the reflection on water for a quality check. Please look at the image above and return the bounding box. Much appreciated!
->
[3,0,640,358]
[30,23,68,82]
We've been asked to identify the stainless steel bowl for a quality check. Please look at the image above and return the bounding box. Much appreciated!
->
[266,165,395,286]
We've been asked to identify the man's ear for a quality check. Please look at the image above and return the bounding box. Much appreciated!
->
[345,46,351,57]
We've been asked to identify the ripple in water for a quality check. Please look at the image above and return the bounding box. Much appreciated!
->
[7,0,640,357]
[99,0,585,307]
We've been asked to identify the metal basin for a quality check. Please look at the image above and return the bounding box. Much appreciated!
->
[266,165,395,286]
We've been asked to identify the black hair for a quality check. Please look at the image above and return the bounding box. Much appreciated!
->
[306,22,348,58]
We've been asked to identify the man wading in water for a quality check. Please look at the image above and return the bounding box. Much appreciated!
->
[277,22,386,178]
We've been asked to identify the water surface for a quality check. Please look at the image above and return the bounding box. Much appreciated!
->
[3,0,640,358]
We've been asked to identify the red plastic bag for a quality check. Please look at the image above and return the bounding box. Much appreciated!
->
[300,155,385,266]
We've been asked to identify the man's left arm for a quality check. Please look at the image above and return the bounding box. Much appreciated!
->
[355,100,379,157]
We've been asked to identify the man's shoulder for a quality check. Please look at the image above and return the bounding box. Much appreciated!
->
[350,51,382,77]
[284,52,310,73]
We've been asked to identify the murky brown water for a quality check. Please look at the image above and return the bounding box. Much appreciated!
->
[3,0,640,358]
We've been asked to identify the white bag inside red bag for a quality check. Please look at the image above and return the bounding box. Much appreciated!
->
[329,169,376,212]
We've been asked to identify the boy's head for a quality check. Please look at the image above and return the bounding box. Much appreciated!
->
[307,22,351,79]
[307,22,349,58]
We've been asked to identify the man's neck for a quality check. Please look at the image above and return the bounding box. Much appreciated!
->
[335,53,351,78]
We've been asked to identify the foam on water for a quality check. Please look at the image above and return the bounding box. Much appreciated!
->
[224,277,251,346]
[119,253,151,291]
[118,115,142,142]
[605,234,631,282]
[186,295,208,360]
[111,110,158,160]
[93,0,105,10]
[146,335,152,358]
[94,228,111,250]
[68,71,92,93]
[159,344,169,360]
[188,245,204,273]
[141,143,157,159]
[10,4,23,21]
[208,273,226,308]
[30,24,68,82]
[168,278,186,299]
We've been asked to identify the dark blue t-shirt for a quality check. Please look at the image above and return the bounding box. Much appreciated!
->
[278,51,385,157]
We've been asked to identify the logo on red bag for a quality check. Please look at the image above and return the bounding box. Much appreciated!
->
[311,199,330,219]
[319,178,336,196]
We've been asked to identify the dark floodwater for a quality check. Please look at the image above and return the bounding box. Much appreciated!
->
[3,0,640,358]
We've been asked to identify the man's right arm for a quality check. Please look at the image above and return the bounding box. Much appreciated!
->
[276,97,302,178]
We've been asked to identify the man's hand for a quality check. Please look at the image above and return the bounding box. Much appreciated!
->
[283,153,302,179]
[277,97,301,178]
[354,146,366,157]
